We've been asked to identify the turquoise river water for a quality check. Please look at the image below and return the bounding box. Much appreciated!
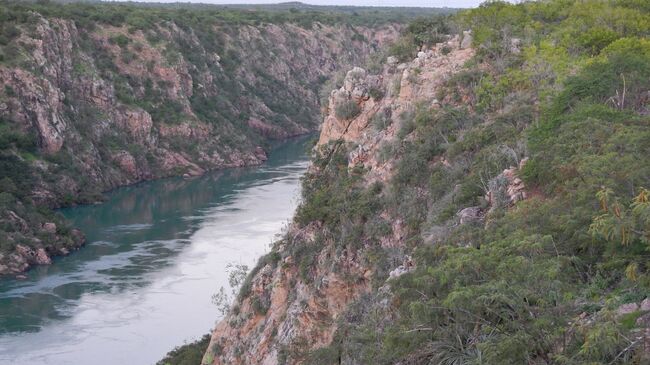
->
[0,135,312,365]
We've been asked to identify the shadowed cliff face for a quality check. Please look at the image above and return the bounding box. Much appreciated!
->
[0,7,399,275]
[203,35,475,365]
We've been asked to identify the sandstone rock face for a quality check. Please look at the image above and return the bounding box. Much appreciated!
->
[0,6,404,281]
[115,108,154,144]
[205,36,475,365]
[112,151,139,180]
[0,12,400,275]
[0,208,85,276]
[1,13,398,201]
[0,68,67,154]
[317,34,474,184]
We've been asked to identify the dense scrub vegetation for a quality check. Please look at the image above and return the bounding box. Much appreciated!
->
[389,16,453,62]
[287,0,650,363]
[157,334,211,365]
[0,0,447,35]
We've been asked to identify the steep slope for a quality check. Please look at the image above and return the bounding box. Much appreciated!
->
[0,2,401,275]
[203,33,475,365]
[205,1,650,364]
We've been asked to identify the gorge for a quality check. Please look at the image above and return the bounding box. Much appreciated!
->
[1,1,650,365]
[0,135,311,365]
[0,1,412,275]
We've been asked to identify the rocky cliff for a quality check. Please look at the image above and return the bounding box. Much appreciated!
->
[204,1,650,361]
[0,3,400,275]
[203,34,478,365]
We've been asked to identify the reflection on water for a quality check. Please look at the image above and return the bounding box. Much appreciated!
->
[0,135,312,365]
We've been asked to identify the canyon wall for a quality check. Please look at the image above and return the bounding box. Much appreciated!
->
[0,5,399,275]
[203,35,476,365]
[204,1,650,362]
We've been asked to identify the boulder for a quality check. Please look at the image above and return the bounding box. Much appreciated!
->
[388,256,414,279]
[458,206,482,224]
[510,38,522,54]
[640,298,650,311]
[343,67,367,92]
[112,151,138,178]
[70,229,85,245]
[637,312,650,327]
[42,222,57,234]
[486,158,529,210]
[616,302,639,316]
[460,30,473,49]
[35,248,52,265]
[14,245,52,266]
[254,147,268,161]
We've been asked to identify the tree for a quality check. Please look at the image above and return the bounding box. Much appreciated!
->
[590,187,650,247]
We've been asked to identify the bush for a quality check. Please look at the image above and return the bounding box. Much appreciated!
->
[334,100,361,121]
[388,36,418,63]
[368,86,384,101]
[370,107,391,131]
[388,15,451,62]
[0,154,33,199]
[301,2,650,364]
[109,34,130,48]
[156,334,210,365]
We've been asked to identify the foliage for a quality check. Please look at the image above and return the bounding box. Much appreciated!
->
[389,15,452,62]
[0,0,450,36]
[156,334,210,365]
[290,1,650,364]
[334,100,361,121]
[0,0,437,262]
[212,263,249,316]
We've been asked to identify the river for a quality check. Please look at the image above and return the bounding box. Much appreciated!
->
[0,135,312,365]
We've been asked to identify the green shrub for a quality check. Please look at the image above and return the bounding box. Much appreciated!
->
[109,34,130,48]
[250,295,270,315]
[306,2,650,364]
[368,86,384,100]
[156,334,210,365]
[0,154,33,199]
[370,107,391,131]
[334,100,361,121]
[388,36,417,63]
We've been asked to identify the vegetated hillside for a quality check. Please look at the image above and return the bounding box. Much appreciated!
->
[204,1,650,364]
[202,1,458,19]
[0,1,425,275]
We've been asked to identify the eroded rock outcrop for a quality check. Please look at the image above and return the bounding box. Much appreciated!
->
[0,10,400,275]
[204,35,475,365]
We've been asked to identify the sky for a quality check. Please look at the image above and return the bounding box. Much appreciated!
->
[145,1,487,9]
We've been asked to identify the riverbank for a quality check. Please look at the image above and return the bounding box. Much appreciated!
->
[0,135,312,364]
